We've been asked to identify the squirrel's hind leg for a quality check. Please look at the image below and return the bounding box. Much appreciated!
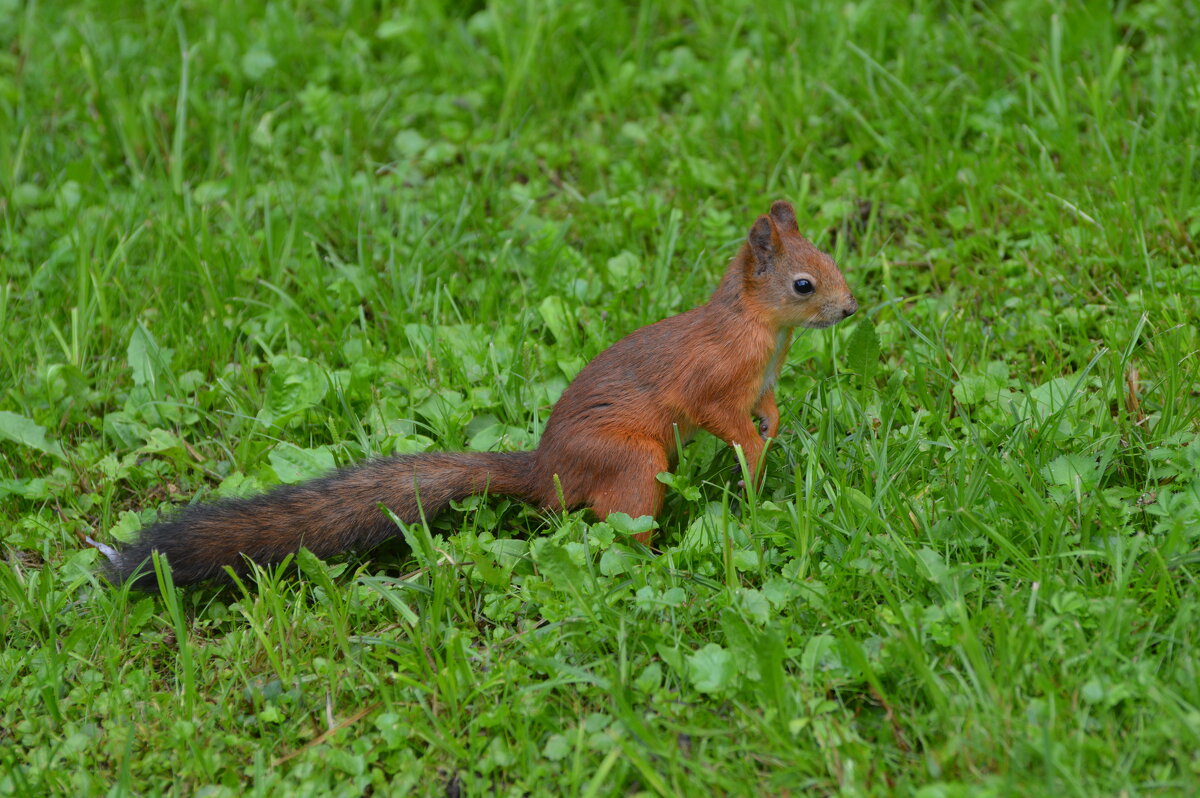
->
[585,438,668,546]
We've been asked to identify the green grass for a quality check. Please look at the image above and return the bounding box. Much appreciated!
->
[3,0,1199,793]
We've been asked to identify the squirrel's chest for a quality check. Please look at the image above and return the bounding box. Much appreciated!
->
[756,331,792,399]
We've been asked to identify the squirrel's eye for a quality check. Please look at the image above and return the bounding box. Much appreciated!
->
[793,279,815,295]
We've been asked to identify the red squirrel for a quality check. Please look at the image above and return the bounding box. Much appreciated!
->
[106,201,857,588]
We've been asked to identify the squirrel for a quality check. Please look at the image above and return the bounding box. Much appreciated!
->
[103,200,857,589]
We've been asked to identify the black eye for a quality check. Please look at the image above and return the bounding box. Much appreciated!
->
[793,279,815,295]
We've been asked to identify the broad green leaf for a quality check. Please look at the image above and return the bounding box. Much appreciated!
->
[605,512,656,537]
[127,323,172,394]
[1029,376,1077,413]
[916,548,951,587]
[376,17,412,40]
[845,316,879,384]
[762,577,800,607]
[44,363,88,401]
[108,510,144,543]
[392,128,428,158]
[661,588,686,606]
[215,472,263,499]
[0,410,64,458]
[416,389,468,432]
[535,540,585,592]
[657,471,701,501]
[1044,453,1103,491]
[257,355,329,428]
[486,539,530,571]
[538,295,575,345]
[268,443,336,484]
[598,547,636,576]
[719,611,760,680]
[953,373,1006,405]
[587,522,615,548]
[733,548,760,572]
[542,734,571,762]
[240,49,275,80]
[295,548,340,599]
[192,180,229,204]
[799,634,841,679]
[687,643,735,694]
[0,478,51,499]
[736,588,770,624]
[103,411,149,448]
[138,428,184,454]
[634,662,663,693]
[604,251,639,284]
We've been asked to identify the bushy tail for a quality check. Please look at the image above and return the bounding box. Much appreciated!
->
[108,452,539,589]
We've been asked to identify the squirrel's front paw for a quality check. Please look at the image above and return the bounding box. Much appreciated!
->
[728,464,746,489]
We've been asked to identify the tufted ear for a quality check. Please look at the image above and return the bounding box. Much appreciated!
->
[769,200,799,233]
[747,214,781,276]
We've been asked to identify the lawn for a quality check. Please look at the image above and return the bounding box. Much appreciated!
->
[2,0,1199,794]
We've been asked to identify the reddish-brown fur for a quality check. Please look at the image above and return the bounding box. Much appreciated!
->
[109,201,856,589]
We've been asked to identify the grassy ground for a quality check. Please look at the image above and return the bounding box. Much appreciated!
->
[3,0,1199,793]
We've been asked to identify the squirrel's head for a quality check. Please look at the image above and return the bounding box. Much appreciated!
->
[743,200,858,329]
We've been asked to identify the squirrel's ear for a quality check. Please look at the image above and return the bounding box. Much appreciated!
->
[747,215,780,275]
[769,200,799,233]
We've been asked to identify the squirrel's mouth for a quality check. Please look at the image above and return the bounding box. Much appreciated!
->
[800,299,857,329]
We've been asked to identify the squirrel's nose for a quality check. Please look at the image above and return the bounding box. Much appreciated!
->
[842,297,858,318]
